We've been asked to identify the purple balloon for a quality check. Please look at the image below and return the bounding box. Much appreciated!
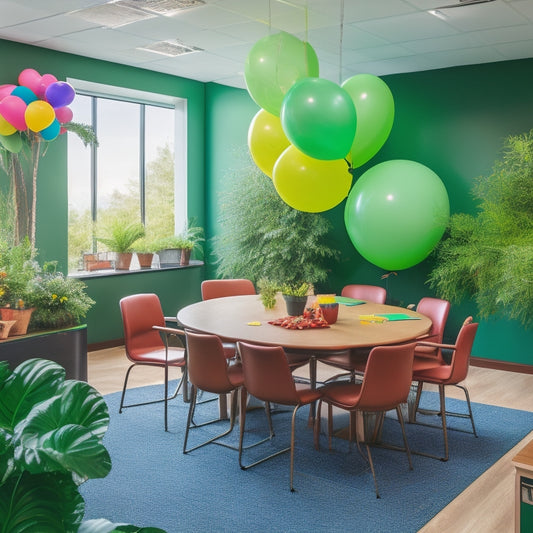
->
[45,82,75,109]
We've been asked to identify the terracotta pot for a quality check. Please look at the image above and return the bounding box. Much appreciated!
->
[137,253,154,269]
[0,307,35,336]
[319,303,339,324]
[115,252,133,270]
[180,248,191,266]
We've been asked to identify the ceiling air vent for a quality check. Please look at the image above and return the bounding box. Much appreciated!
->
[71,3,155,28]
[117,0,206,15]
[139,40,203,56]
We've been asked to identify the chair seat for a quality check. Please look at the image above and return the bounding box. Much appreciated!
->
[294,385,322,405]
[412,358,443,372]
[413,364,453,383]
[226,363,244,388]
[129,346,186,366]
[414,344,439,358]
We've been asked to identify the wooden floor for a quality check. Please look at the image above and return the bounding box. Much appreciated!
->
[88,347,533,533]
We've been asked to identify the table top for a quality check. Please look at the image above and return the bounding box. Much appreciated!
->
[177,294,432,352]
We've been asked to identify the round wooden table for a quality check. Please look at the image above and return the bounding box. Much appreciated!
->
[177,294,432,352]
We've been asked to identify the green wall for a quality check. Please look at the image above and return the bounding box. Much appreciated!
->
[0,39,206,344]
[204,60,533,364]
[1,38,532,361]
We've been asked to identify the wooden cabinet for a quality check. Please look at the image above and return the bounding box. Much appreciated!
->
[512,440,533,532]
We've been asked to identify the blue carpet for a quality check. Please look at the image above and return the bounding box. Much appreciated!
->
[81,384,533,532]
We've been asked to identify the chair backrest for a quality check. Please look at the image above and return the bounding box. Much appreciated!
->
[201,279,256,300]
[238,341,300,406]
[448,319,478,384]
[120,293,166,361]
[341,284,387,304]
[417,297,450,343]
[358,343,415,411]
[185,330,237,394]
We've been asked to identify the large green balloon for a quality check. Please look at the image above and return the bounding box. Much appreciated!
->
[344,160,450,270]
[244,31,319,117]
[248,109,290,178]
[280,78,356,160]
[273,145,352,212]
[342,74,394,168]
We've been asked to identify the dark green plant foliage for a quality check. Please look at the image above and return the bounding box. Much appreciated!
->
[96,221,145,253]
[428,130,533,327]
[213,165,339,289]
[0,358,163,532]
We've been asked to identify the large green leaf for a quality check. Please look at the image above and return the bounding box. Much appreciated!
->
[0,471,84,533]
[0,428,14,485]
[0,359,65,431]
[14,401,111,480]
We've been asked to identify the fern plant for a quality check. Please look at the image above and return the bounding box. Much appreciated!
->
[96,220,145,253]
[213,163,339,289]
[428,130,533,328]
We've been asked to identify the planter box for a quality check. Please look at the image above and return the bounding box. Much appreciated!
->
[0,325,88,381]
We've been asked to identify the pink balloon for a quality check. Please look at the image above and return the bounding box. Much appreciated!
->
[0,95,27,131]
[55,106,73,124]
[36,73,58,98]
[18,68,42,94]
[0,84,16,100]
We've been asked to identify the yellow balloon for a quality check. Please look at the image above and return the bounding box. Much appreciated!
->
[24,100,55,132]
[0,115,16,136]
[273,145,352,212]
[248,109,290,178]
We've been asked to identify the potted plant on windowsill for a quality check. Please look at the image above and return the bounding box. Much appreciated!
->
[96,220,145,270]
[132,238,157,269]
[155,223,204,267]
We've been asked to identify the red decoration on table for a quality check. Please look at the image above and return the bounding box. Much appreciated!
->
[269,307,330,329]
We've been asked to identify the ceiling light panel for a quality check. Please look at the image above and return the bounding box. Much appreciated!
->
[139,39,202,56]
[117,0,205,16]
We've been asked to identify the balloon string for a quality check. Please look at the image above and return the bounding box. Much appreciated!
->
[339,0,344,85]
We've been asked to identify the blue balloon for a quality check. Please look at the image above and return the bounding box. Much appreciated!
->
[11,85,38,105]
[40,118,60,141]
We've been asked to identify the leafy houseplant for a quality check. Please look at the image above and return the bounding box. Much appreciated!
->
[257,278,279,310]
[154,224,204,267]
[428,129,533,328]
[280,282,312,316]
[96,221,146,270]
[0,358,165,532]
[213,163,339,307]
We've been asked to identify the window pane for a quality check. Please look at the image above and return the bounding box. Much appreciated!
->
[68,94,93,271]
[145,105,175,241]
[96,99,141,231]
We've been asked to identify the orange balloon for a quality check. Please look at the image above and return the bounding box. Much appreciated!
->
[24,100,55,132]
[273,145,352,212]
[248,109,290,178]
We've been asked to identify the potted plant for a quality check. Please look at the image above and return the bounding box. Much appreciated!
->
[0,357,165,532]
[132,238,157,269]
[155,224,204,267]
[0,237,39,334]
[96,220,145,270]
[257,278,279,310]
[281,281,312,316]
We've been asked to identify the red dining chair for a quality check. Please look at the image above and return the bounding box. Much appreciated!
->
[237,341,323,492]
[341,284,387,304]
[316,284,388,381]
[314,343,416,498]
[201,278,256,300]
[410,317,478,461]
[411,297,451,372]
[119,293,187,432]
[200,278,256,359]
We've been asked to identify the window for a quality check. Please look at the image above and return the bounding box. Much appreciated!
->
[67,81,187,273]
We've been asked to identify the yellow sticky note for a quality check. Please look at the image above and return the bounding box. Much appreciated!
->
[247,321,261,326]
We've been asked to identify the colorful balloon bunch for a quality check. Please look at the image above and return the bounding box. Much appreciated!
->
[245,31,450,270]
[0,68,75,153]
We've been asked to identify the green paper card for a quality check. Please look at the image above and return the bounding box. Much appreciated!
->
[376,313,421,321]
[335,296,365,306]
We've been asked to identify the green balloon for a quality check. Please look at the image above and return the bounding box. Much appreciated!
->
[0,132,22,153]
[244,31,319,117]
[280,78,356,160]
[344,160,450,270]
[342,74,394,168]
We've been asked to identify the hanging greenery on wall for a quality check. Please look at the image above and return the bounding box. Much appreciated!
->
[213,162,339,291]
[428,129,533,328]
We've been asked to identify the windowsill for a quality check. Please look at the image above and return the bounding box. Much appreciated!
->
[69,260,204,279]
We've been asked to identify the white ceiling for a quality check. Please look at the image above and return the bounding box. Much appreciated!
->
[0,0,532,89]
